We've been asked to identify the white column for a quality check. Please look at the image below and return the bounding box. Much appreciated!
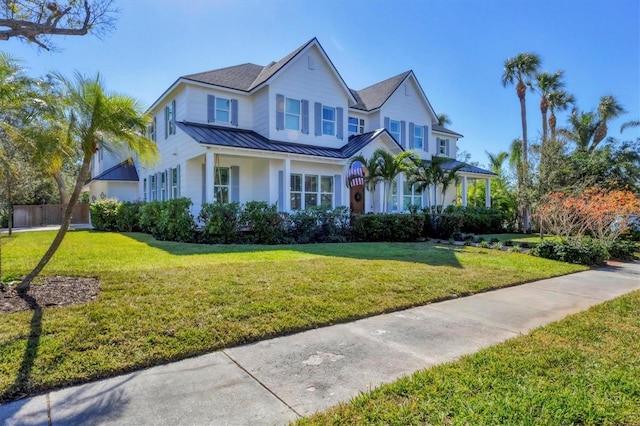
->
[283,158,291,211]
[461,175,468,207]
[485,178,491,207]
[205,150,215,203]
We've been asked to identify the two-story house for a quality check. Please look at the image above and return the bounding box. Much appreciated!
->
[86,38,494,215]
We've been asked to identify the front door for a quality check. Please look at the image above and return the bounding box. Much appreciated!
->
[350,185,365,213]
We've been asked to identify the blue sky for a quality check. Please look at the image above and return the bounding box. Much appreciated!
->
[4,0,639,167]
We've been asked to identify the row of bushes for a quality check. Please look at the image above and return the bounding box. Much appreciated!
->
[90,198,509,244]
[530,238,638,266]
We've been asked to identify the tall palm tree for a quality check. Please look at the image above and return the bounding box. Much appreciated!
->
[547,90,575,140]
[436,113,452,127]
[592,95,626,151]
[508,138,527,231]
[375,149,417,213]
[407,155,448,211]
[18,72,158,292]
[535,71,564,144]
[502,53,541,232]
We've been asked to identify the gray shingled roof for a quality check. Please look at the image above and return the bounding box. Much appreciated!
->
[90,160,139,182]
[249,38,315,90]
[176,122,399,159]
[351,71,412,111]
[182,63,264,91]
[432,124,463,137]
[440,159,495,176]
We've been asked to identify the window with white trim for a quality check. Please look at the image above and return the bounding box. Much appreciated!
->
[150,175,156,201]
[403,181,423,210]
[322,106,336,136]
[348,117,365,135]
[285,98,301,131]
[414,126,424,150]
[160,171,167,201]
[389,119,401,142]
[290,174,334,210]
[216,97,230,123]
[439,138,448,155]
[171,168,179,198]
[214,167,230,203]
[148,117,156,142]
[165,101,175,137]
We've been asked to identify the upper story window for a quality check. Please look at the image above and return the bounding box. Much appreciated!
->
[438,137,450,156]
[389,119,401,142]
[285,98,301,131]
[216,97,230,123]
[322,106,336,136]
[414,125,424,150]
[348,117,365,135]
[164,100,176,138]
[148,116,156,142]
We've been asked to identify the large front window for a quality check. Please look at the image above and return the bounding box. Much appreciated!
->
[414,126,424,150]
[290,174,334,210]
[285,98,301,131]
[389,119,400,142]
[403,182,423,210]
[348,117,365,135]
[216,97,230,123]
[214,167,230,203]
[322,106,336,136]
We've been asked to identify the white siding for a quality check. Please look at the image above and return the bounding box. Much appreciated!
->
[253,87,270,138]
[268,44,349,149]
[185,84,253,128]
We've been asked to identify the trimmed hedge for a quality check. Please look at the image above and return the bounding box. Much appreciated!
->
[432,205,507,238]
[530,238,608,266]
[351,213,424,242]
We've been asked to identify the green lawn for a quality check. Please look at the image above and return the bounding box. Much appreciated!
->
[478,233,558,244]
[298,290,640,425]
[0,231,585,402]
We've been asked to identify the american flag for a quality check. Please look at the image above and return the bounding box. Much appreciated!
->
[347,161,365,187]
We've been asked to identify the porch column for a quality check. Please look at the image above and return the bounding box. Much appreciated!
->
[461,175,468,207]
[485,178,491,207]
[283,158,291,211]
[205,150,215,203]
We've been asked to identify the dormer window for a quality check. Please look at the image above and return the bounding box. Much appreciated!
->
[285,98,301,131]
[322,106,336,136]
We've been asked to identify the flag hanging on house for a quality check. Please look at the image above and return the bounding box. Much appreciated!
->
[347,161,365,187]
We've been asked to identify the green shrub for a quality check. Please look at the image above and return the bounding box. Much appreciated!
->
[241,201,286,244]
[139,201,164,236]
[117,202,143,232]
[90,198,123,231]
[605,240,638,260]
[139,199,194,242]
[351,213,424,242]
[530,238,607,266]
[199,202,241,244]
[430,206,507,238]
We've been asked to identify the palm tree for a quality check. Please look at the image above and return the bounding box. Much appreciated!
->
[559,109,599,152]
[592,95,626,151]
[436,113,452,127]
[349,152,383,212]
[535,71,564,144]
[547,90,575,140]
[407,155,448,212]
[508,138,527,231]
[18,72,158,292]
[437,162,464,208]
[502,53,541,232]
[375,149,417,212]
[620,119,639,133]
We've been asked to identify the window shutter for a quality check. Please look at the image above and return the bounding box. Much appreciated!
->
[230,166,240,203]
[207,95,216,123]
[164,107,168,139]
[231,99,238,126]
[177,164,181,197]
[278,170,284,211]
[301,99,309,134]
[171,100,176,132]
[408,122,415,149]
[152,116,157,141]
[336,107,344,140]
[334,174,342,207]
[314,102,322,136]
[423,125,429,152]
[400,120,406,148]
[276,94,285,130]
[446,139,450,156]
[384,117,390,130]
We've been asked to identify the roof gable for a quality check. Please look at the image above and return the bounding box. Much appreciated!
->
[351,71,411,111]
[90,160,139,183]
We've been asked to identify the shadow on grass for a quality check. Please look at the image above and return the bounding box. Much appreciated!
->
[122,232,464,268]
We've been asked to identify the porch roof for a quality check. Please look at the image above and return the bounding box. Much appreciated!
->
[440,159,495,176]
[89,160,139,182]
[177,122,397,159]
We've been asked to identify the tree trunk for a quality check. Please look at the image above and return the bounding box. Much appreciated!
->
[517,82,530,233]
[549,111,557,140]
[591,122,607,152]
[53,170,70,207]
[7,204,12,236]
[17,153,92,293]
[540,97,548,145]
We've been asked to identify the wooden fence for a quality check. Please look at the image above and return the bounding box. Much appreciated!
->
[12,204,90,228]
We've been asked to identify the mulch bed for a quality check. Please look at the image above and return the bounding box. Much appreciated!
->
[0,276,100,314]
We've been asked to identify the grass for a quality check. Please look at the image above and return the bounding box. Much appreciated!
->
[0,230,585,402]
[479,233,560,244]
[298,290,640,425]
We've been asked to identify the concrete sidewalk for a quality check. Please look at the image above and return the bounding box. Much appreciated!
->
[2,261,639,426]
